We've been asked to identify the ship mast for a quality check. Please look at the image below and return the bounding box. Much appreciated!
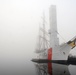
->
[35,12,50,54]
[43,12,45,51]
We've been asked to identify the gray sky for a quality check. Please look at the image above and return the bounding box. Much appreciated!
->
[0,0,76,75]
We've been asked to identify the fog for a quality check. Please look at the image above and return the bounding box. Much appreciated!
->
[0,0,76,75]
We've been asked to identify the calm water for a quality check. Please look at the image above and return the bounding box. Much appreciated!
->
[0,58,76,75]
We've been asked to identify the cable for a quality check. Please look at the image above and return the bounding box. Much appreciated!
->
[57,32,66,43]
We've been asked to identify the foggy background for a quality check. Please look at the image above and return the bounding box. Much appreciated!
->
[0,0,76,75]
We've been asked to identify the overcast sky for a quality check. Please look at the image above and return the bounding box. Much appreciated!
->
[0,0,76,75]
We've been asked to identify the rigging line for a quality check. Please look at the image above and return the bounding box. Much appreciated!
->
[39,35,50,43]
[40,27,49,36]
[57,32,66,43]
[45,38,50,48]
[41,13,48,26]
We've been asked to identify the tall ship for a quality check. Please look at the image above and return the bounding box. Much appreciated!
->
[32,5,76,75]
